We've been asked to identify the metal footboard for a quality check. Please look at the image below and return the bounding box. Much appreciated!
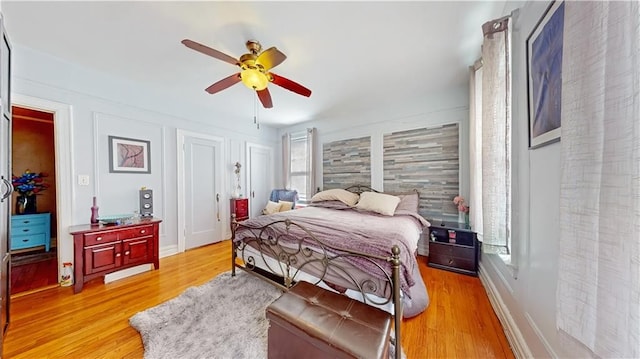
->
[231,218,403,359]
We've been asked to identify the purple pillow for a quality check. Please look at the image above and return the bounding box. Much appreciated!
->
[309,200,353,210]
[394,193,419,214]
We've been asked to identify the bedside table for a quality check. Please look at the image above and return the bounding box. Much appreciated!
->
[230,198,249,222]
[428,221,479,276]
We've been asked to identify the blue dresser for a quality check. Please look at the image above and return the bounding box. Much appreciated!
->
[11,213,51,252]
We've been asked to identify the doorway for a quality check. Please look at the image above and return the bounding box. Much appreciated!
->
[10,106,58,294]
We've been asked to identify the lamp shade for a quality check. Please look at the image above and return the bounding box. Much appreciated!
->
[240,69,269,90]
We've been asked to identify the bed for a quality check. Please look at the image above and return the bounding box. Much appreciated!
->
[231,185,431,357]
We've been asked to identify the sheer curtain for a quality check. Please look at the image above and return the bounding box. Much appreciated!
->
[306,128,317,197]
[557,2,640,357]
[480,15,511,254]
[469,61,483,241]
[282,132,291,189]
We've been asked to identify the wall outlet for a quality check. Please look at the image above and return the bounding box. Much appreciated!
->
[78,175,90,186]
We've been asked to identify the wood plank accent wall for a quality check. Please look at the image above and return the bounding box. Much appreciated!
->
[322,136,371,190]
[383,124,460,222]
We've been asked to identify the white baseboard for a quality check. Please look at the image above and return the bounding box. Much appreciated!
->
[104,245,179,284]
[479,263,533,359]
[104,264,152,283]
[160,244,179,258]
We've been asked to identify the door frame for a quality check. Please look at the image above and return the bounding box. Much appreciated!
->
[11,94,73,280]
[176,129,225,252]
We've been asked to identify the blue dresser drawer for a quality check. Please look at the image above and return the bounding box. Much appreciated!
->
[11,233,48,251]
[11,213,51,252]
[12,215,49,228]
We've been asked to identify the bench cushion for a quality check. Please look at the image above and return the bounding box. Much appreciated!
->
[266,281,392,359]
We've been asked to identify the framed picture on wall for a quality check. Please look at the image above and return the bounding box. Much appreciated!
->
[108,135,151,173]
[526,0,565,149]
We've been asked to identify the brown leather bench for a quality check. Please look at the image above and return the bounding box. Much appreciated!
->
[266,280,392,359]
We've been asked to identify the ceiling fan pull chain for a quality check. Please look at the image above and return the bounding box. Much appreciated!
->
[254,93,260,129]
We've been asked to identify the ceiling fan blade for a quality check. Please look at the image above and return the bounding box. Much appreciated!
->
[256,47,287,71]
[270,73,312,97]
[182,39,239,66]
[257,88,273,108]
[205,73,241,94]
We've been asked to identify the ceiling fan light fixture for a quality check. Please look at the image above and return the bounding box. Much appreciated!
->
[240,68,268,91]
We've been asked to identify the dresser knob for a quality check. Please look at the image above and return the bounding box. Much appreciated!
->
[96,237,102,241]
[22,239,28,242]
[448,259,454,265]
[22,229,29,232]
[140,230,146,234]
[125,251,130,255]
[116,253,121,257]
[23,221,30,224]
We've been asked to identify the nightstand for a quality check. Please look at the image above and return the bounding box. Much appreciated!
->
[428,221,479,276]
[230,198,249,222]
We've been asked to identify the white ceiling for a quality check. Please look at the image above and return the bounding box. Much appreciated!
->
[2,1,509,128]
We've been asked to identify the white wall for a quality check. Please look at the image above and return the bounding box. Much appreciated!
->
[11,44,278,269]
[479,1,567,357]
[279,84,471,200]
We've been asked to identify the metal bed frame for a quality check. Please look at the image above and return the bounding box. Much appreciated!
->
[230,185,404,359]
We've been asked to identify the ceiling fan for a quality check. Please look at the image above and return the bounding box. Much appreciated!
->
[181,39,312,109]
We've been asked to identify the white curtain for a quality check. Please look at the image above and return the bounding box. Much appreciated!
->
[469,61,483,240]
[282,132,291,189]
[557,2,640,357]
[480,15,511,254]
[306,128,317,196]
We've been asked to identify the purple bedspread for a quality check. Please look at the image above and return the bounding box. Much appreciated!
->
[233,206,429,296]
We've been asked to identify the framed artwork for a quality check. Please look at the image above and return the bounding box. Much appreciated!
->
[108,136,151,173]
[526,0,565,149]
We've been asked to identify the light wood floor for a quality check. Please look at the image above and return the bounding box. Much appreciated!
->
[4,240,514,358]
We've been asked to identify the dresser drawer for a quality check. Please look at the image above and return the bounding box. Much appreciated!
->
[118,225,154,240]
[429,242,475,260]
[11,233,47,250]
[84,231,119,247]
[235,199,248,211]
[12,224,47,236]
[12,216,48,228]
[429,252,476,272]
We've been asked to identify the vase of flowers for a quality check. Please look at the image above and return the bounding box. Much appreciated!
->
[12,170,49,214]
[453,195,470,227]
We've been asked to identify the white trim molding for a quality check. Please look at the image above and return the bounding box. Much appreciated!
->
[12,94,74,282]
[479,263,533,359]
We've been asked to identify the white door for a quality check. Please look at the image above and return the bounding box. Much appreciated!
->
[247,143,273,217]
[184,135,223,250]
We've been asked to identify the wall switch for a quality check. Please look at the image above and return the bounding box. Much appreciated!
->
[78,175,90,186]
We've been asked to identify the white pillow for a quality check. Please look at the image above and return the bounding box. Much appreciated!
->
[263,201,281,215]
[355,192,401,216]
[310,189,359,206]
[278,200,294,212]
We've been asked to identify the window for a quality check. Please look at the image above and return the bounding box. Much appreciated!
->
[289,131,309,201]
[284,128,316,203]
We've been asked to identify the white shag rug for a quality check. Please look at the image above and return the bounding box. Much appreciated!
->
[130,270,405,359]
[129,270,283,359]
